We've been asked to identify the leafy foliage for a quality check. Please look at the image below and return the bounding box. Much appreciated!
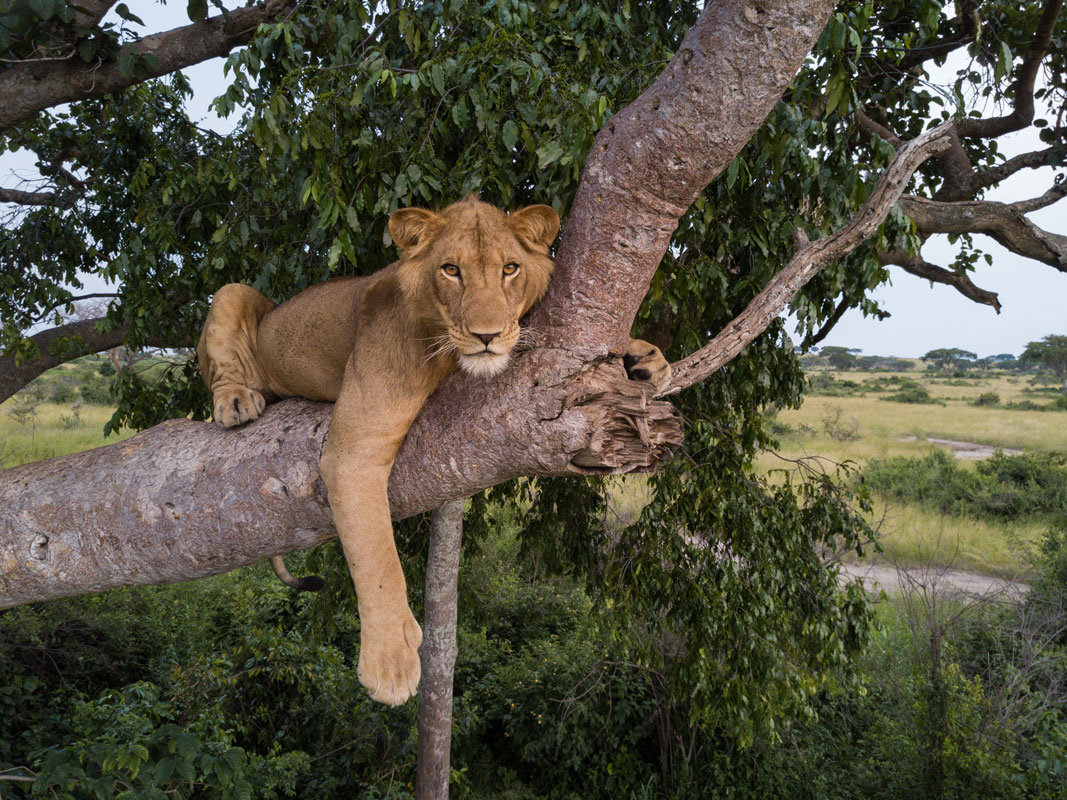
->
[863,449,1067,519]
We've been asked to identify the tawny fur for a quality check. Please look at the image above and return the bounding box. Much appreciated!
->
[197,196,670,706]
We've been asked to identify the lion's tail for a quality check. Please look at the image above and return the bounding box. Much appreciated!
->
[269,555,325,592]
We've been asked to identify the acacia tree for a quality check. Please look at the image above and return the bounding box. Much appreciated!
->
[1,0,1066,761]
[1021,333,1067,391]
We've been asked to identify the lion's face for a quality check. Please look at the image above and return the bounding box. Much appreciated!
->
[390,197,558,377]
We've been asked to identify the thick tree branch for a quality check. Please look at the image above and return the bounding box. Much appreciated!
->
[879,249,1002,312]
[534,0,837,356]
[898,194,1067,271]
[957,0,1064,139]
[666,122,955,392]
[0,0,296,131]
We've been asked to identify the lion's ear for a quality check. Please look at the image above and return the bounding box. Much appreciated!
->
[510,204,560,250]
[389,207,441,252]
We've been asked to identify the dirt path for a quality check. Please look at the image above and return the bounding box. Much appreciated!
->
[898,435,1022,459]
[839,561,1029,599]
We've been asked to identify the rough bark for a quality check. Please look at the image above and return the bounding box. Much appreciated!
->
[0,0,837,608]
[898,195,1067,272]
[415,499,465,800]
[0,0,296,131]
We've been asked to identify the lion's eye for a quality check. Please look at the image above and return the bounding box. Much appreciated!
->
[502,263,520,276]
[441,264,460,278]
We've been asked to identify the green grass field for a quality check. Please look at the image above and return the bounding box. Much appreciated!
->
[0,401,133,469]
[760,367,1067,576]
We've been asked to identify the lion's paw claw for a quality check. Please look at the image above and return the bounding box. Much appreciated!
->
[213,387,266,428]
[357,613,423,706]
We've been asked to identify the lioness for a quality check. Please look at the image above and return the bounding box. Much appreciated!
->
[197,196,670,705]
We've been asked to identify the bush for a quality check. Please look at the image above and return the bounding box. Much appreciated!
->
[972,391,1000,407]
[863,450,1067,519]
[883,384,939,404]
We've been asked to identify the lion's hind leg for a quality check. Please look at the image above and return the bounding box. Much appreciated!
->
[198,283,278,428]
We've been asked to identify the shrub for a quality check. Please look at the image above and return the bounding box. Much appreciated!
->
[972,392,1000,407]
[883,384,939,404]
[863,450,1067,519]
[820,404,860,441]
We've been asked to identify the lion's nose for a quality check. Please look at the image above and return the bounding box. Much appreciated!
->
[474,332,500,346]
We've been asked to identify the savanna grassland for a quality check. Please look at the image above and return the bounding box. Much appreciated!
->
[756,362,1067,578]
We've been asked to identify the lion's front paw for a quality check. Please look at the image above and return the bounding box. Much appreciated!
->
[357,610,423,706]
[213,386,266,428]
[624,339,672,395]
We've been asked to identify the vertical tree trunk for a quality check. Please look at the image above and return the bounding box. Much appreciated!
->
[415,499,465,800]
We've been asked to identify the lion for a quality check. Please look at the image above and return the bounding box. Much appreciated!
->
[197,196,671,706]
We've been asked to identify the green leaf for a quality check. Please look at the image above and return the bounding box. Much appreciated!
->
[502,120,519,152]
[187,0,208,23]
[536,141,564,169]
[115,3,145,25]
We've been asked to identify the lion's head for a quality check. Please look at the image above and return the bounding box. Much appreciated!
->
[389,196,558,377]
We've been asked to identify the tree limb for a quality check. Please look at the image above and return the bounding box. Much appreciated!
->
[0,187,71,207]
[878,249,1002,312]
[665,122,955,392]
[969,147,1065,191]
[0,0,296,131]
[0,316,186,403]
[898,194,1067,271]
[957,0,1064,139]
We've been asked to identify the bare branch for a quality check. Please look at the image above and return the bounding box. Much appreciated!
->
[957,0,1064,139]
[879,249,1002,312]
[1011,182,1067,213]
[899,194,1067,271]
[0,0,296,131]
[970,147,1065,191]
[0,187,71,207]
[666,122,955,393]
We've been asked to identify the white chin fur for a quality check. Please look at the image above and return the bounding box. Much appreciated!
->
[458,352,511,377]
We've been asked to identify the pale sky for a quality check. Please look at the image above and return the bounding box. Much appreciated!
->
[2,6,1064,359]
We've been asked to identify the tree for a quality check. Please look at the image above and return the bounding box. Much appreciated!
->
[2,0,1066,766]
[1021,334,1067,391]
[820,345,861,371]
[922,347,979,373]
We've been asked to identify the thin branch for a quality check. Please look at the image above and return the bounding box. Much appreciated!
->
[957,0,1064,139]
[665,122,955,393]
[879,249,1002,312]
[1011,182,1067,213]
[970,147,1064,191]
[0,0,297,130]
[807,296,852,347]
